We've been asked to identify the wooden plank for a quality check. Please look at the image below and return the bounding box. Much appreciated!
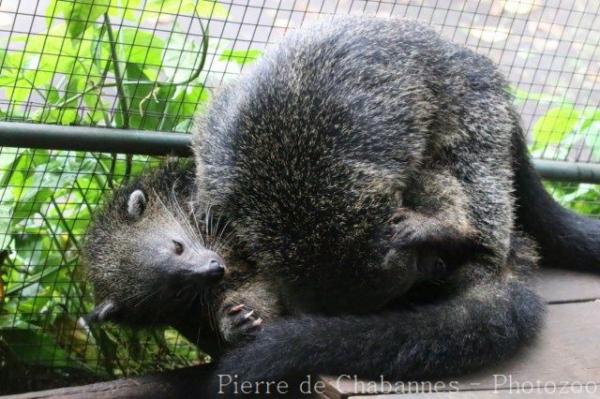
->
[535,269,600,303]
[321,300,600,398]
[348,385,600,398]
[1,366,208,399]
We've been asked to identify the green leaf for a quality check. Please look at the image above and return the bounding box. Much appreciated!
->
[583,121,600,161]
[0,203,11,249]
[219,49,263,66]
[162,84,209,130]
[558,184,600,215]
[162,32,204,82]
[195,1,229,18]
[0,315,36,330]
[174,119,193,133]
[117,29,165,75]
[16,24,78,90]
[1,328,87,369]
[532,106,580,150]
[47,0,111,39]
[581,110,600,131]
[83,25,111,72]
[108,0,143,20]
[114,63,153,128]
[130,83,178,130]
[144,0,228,18]
[0,50,38,106]
[83,94,110,125]
[511,87,568,104]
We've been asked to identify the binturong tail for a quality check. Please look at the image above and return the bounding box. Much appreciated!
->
[511,110,600,271]
[205,274,543,396]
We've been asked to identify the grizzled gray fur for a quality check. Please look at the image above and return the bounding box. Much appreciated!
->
[193,16,517,316]
[83,161,284,354]
[83,162,226,352]
[191,16,597,394]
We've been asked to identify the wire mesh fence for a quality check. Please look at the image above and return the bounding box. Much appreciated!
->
[0,0,599,394]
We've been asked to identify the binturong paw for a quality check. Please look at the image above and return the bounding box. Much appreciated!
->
[85,300,121,324]
[390,208,433,248]
[219,302,263,346]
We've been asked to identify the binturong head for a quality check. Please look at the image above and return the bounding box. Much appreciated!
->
[83,160,226,328]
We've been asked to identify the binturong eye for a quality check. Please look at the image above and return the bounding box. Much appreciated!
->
[172,240,184,255]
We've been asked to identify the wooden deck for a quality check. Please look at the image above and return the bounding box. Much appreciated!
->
[3,269,600,398]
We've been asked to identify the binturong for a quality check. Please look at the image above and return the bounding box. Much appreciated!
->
[190,15,554,395]
[82,160,279,355]
[82,161,228,349]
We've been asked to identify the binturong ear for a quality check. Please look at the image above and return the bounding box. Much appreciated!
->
[127,189,146,220]
[86,300,120,324]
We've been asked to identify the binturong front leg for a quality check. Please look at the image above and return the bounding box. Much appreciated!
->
[391,169,480,253]
[216,277,284,347]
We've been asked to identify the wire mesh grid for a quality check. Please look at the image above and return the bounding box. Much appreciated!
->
[0,147,204,393]
[0,0,599,394]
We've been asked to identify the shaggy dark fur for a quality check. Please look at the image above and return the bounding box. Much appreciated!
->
[82,161,233,355]
[193,17,519,318]
[207,235,543,397]
[85,15,600,397]
[216,291,541,396]
[190,16,595,395]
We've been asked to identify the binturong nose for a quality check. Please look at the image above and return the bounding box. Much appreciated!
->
[189,254,225,282]
[204,258,226,280]
[174,255,226,286]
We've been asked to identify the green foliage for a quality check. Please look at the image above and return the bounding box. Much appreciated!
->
[0,0,226,127]
[544,182,600,216]
[532,106,580,151]
[145,0,228,18]
[531,106,600,160]
[518,89,600,217]
[0,0,264,392]
[48,0,113,39]
[529,105,600,164]
[0,149,204,386]
[219,48,263,66]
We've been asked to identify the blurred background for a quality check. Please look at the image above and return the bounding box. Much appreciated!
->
[0,0,599,394]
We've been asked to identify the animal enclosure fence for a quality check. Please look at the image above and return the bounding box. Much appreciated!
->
[0,0,599,394]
